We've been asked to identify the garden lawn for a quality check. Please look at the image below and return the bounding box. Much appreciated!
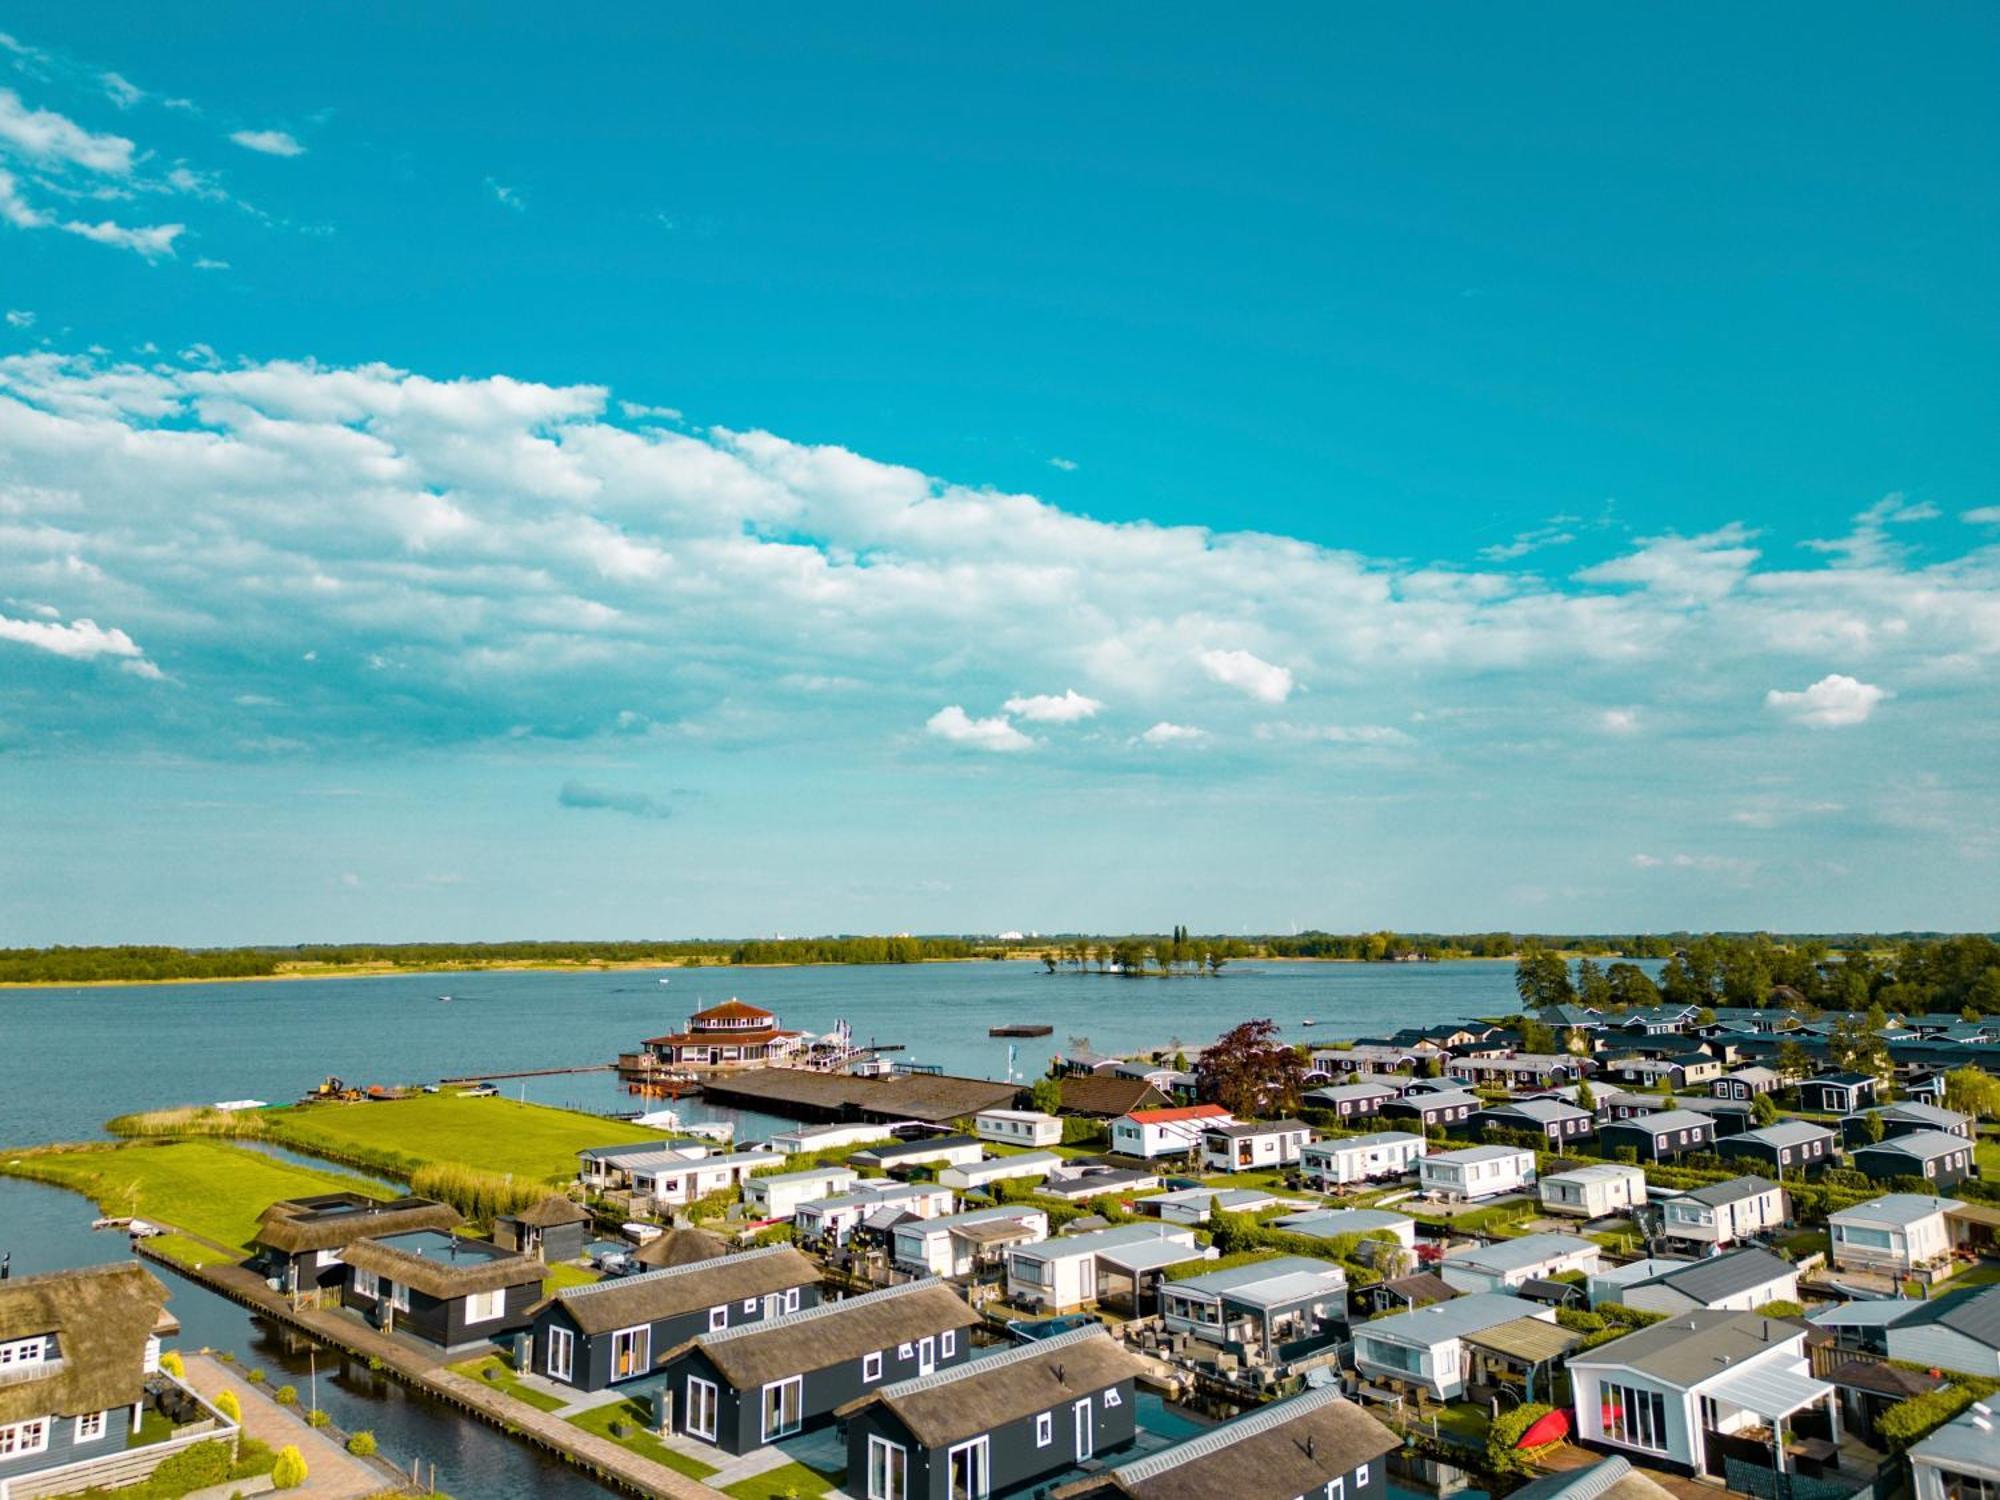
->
[147,1232,243,1270]
[724,1461,841,1500]
[0,1141,389,1253]
[449,1355,568,1413]
[259,1093,665,1182]
[543,1262,601,1294]
[566,1400,719,1480]
[1975,1137,2000,1181]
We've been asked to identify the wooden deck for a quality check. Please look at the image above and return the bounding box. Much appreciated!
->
[144,1249,729,1500]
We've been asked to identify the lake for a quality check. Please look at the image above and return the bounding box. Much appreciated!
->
[0,957,1535,1498]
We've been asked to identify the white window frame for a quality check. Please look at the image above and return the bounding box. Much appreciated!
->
[0,1337,47,1369]
[863,1351,883,1382]
[1327,1478,1345,1500]
[1035,1411,1053,1447]
[465,1288,508,1324]
[389,1280,411,1312]
[785,1287,802,1313]
[74,1410,107,1444]
[941,1329,956,1358]
[1102,1386,1122,1408]
[867,1435,908,1500]
[0,1418,49,1457]
[946,1435,991,1500]
[709,1306,729,1332]
[1357,1464,1371,1487]
[761,1374,804,1441]
[685,1375,718,1441]
[611,1325,651,1382]
[744,1296,759,1312]
[352,1267,380,1300]
[546,1325,575,1383]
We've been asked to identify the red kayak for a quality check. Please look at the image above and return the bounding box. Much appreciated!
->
[1516,1408,1571,1448]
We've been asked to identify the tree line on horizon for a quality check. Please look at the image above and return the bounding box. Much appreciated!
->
[1,927,1994,987]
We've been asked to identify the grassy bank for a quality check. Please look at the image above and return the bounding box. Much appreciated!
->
[254,1094,664,1183]
[0,1140,390,1258]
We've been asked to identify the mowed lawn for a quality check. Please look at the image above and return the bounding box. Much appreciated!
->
[260,1092,665,1182]
[0,1140,389,1252]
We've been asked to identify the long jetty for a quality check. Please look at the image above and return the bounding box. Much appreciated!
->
[138,1245,725,1500]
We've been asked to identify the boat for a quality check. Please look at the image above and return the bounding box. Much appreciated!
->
[657,977,671,985]
[990,1023,1053,1038]
[437,994,452,1003]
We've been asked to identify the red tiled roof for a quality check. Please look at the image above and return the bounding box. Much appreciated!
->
[645,1027,799,1047]
[1125,1104,1230,1124]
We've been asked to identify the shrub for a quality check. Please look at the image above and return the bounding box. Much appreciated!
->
[159,1349,186,1378]
[1878,1386,1977,1452]
[271,1444,309,1489]
[150,1438,234,1493]
[410,1161,546,1222]
[347,1430,377,1457]
[1487,1402,1557,1475]
[273,1383,298,1407]
[1755,1299,1805,1318]
[246,1367,266,1385]
[306,1408,330,1427]
[215,1388,242,1424]
[481,1364,500,1382]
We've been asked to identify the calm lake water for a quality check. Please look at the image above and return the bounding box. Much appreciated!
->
[0,958,1533,1498]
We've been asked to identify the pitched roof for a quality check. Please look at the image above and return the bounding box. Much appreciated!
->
[1388,1089,1480,1111]
[1377,1272,1458,1308]
[1082,1386,1397,1500]
[0,1262,172,1427]
[254,1195,462,1253]
[1360,1292,1544,1347]
[634,1226,731,1268]
[1443,1234,1597,1274]
[1569,1308,1806,1386]
[842,1325,1141,1447]
[689,999,777,1023]
[1856,1129,1971,1163]
[1204,1120,1310,1139]
[1729,1121,1836,1149]
[1635,1248,1795,1306]
[1478,1098,1590,1124]
[1603,1109,1715,1134]
[1462,1316,1583,1364]
[553,1245,818,1335]
[1830,1193,1948,1228]
[1507,1458,1680,1500]
[1060,1076,1169,1117]
[1684,1175,1781,1208]
[342,1237,544,1299]
[1888,1283,2000,1349]
[673,1279,981,1389]
[508,1195,591,1228]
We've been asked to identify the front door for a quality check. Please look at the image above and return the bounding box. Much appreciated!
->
[1073,1397,1093,1460]
[611,1326,649,1381]
[947,1438,989,1500]
[918,1336,936,1376]
[546,1325,574,1382]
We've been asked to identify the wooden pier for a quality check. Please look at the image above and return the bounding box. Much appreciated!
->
[137,1244,726,1500]
[437,1063,615,1085]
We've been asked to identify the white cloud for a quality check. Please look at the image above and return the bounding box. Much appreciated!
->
[1047,456,1078,472]
[1003,689,1102,724]
[1258,722,1411,746]
[101,72,142,109]
[0,167,50,228]
[620,401,682,422]
[1137,721,1206,747]
[1630,853,1663,868]
[192,257,228,271]
[1764,674,1889,729]
[1198,647,1293,704]
[59,218,183,258]
[1963,506,2000,526]
[1804,494,1942,568]
[1575,524,1759,603]
[1597,707,1640,735]
[926,705,1034,752]
[4,309,31,328]
[0,609,148,664]
[229,128,304,158]
[0,88,135,173]
[487,179,524,211]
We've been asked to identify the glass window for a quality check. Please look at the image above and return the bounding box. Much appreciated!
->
[869,1437,907,1500]
[75,1411,107,1443]
[1599,1383,1669,1453]
[864,1352,883,1382]
[710,1306,728,1332]
[1036,1412,1053,1447]
[685,1377,718,1440]
[465,1289,507,1323]
[762,1376,803,1440]
[1104,1387,1122,1407]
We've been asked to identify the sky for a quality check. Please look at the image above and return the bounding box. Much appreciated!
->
[0,6,1996,943]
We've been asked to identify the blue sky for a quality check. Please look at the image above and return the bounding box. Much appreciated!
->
[1,6,1996,942]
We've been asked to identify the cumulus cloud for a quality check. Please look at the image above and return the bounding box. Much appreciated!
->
[926,706,1034,752]
[557,780,669,819]
[0,348,1992,773]
[1198,648,1293,704]
[229,128,305,158]
[1137,721,1206,747]
[1964,507,2000,527]
[1764,674,1889,729]
[1047,456,1078,472]
[0,609,148,664]
[4,309,31,328]
[59,218,183,258]
[1003,689,1102,724]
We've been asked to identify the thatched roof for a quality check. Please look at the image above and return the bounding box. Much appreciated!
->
[840,1325,1140,1447]
[507,1195,590,1229]
[1065,1385,1397,1500]
[667,1279,979,1389]
[340,1239,544,1300]
[1058,1077,1167,1118]
[255,1196,462,1254]
[552,1245,818,1337]
[635,1227,729,1269]
[0,1262,171,1426]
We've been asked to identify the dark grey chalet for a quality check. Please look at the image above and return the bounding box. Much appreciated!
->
[251,1192,463,1293]
[341,1230,544,1351]
[1379,1090,1479,1132]
[1839,1102,1973,1150]
[1851,1129,1974,1190]
[840,1326,1142,1500]
[660,1279,981,1455]
[1713,1120,1837,1177]
[1796,1072,1877,1114]
[1467,1098,1594,1146]
[527,1244,820,1393]
[1596,1109,1717,1163]
[493,1195,592,1263]
[1056,1385,1399,1500]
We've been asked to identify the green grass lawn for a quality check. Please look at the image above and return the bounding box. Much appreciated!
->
[544,1261,601,1294]
[1427,1403,1492,1445]
[566,1400,719,1480]
[1943,1262,2000,1289]
[127,1410,179,1448]
[1975,1137,2000,1180]
[450,1354,569,1413]
[259,1093,666,1182]
[724,1460,842,1500]
[0,1141,390,1252]
[147,1231,244,1269]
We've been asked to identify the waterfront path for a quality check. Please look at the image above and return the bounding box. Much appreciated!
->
[181,1353,389,1499]
[157,1253,730,1500]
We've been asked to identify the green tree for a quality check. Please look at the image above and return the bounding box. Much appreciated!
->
[1774,1040,1815,1081]
[1945,1066,2000,1122]
[1516,949,1574,1010]
[272,1445,309,1490]
[1751,1092,1780,1127]
[1029,1077,1063,1115]
[1606,962,1661,1008]
[1575,1078,1596,1113]
[1518,1017,1558,1054]
[1575,958,1613,1009]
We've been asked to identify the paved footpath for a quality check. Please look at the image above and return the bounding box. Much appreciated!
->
[181,1352,387,1499]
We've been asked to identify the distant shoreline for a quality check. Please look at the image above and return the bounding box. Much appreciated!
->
[0,951,1541,992]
